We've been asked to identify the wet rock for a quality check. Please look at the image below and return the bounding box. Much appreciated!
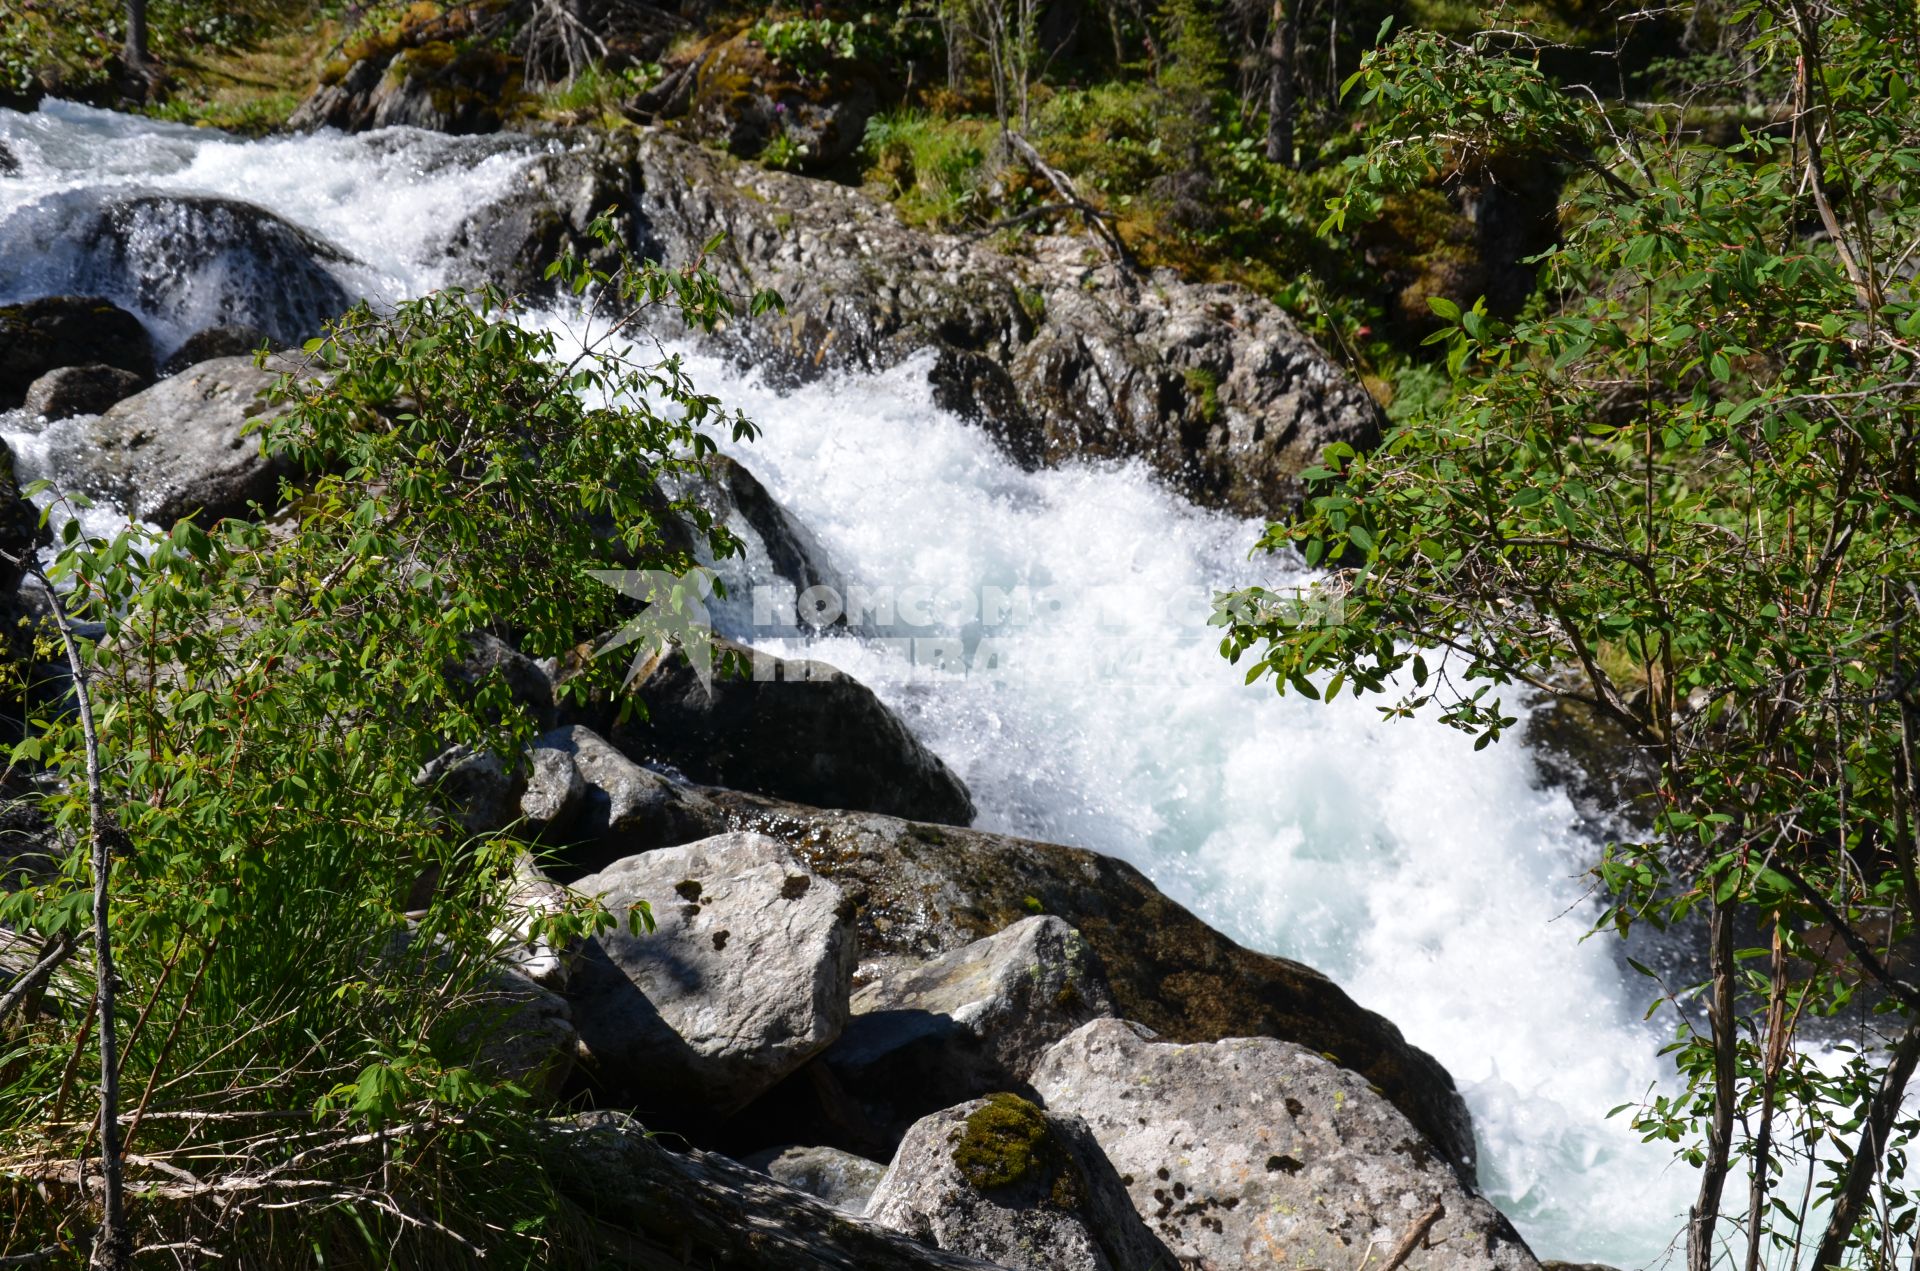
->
[21,363,148,420]
[4,193,353,354]
[442,135,644,294]
[0,295,153,410]
[865,1093,1174,1271]
[569,832,857,1116]
[825,916,1117,1135]
[658,788,1479,1180]
[0,141,17,177]
[0,440,45,595]
[687,32,878,171]
[549,1110,1006,1270]
[685,453,843,607]
[740,1143,888,1214]
[625,130,1380,517]
[160,324,276,376]
[1031,1019,1540,1271]
[63,354,298,525]
[608,639,974,827]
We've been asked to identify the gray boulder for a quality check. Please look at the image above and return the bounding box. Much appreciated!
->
[1031,1019,1540,1271]
[826,916,1116,1134]
[549,1110,1007,1270]
[685,453,843,612]
[529,724,717,870]
[741,1143,889,1214]
[661,787,1479,1181]
[0,295,152,409]
[570,832,858,1116]
[443,138,643,295]
[291,39,515,136]
[609,639,975,827]
[21,363,147,420]
[864,1094,1174,1271]
[160,324,276,376]
[61,354,299,525]
[624,130,1380,517]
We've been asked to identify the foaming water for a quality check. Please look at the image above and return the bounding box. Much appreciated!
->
[0,101,546,352]
[0,101,1703,1262]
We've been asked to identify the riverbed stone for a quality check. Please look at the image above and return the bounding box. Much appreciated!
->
[529,724,716,872]
[864,1093,1175,1271]
[1031,1019,1540,1271]
[608,639,975,827]
[0,295,153,410]
[21,363,148,420]
[550,1110,1007,1270]
[62,354,298,525]
[740,1143,889,1213]
[825,916,1117,1135]
[569,832,858,1116]
[650,787,1479,1181]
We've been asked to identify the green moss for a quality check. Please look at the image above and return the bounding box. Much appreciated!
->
[1183,366,1221,423]
[952,1093,1052,1191]
[949,1094,1087,1210]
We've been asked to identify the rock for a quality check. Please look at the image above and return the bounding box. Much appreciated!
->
[0,440,44,594]
[0,141,18,177]
[497,851,575,989]
[159,325,276,376]
[442,135,644,295]
[0,295,153,410]
[449,630,558,729]
[687,453,843,610]
[528,724,716,871]
[569,832,858,1116]
[825,916,1117,1135]
[864,1094,1174,1271]
[659,788,1479,1180]
[3,192,352,354]
[621,130,1380,517]
[686,33,879,171]
[60,355,299,525]
[20,363,148,420]
[417,743,525,838]
[608,639,975,827]
[1031,1019,1539,1271]
[548,1110,1006,1269]
[291,13,519,138]
[740,1143,889,1214]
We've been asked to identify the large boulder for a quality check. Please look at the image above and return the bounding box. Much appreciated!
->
[0,296,152,410]
[741,1143,889,1214]
[621,130,1380,517]
[607,639,975,827]
[0,440,44,594]
[58,355,298,525]
[442,137,643,295]
[864,1094,1174,1271]
[527,724,717,872]
[291,6,519,138]
[3,193,352,355]
[658,788,1479,1181]
[686,453,843,612]
[21,363,148,420]
[825,916,1117,1136]
[160,325,276,376]
[548,1110,1007,1270]
[569,832,858,1117]
[1032,1019,1539,1271]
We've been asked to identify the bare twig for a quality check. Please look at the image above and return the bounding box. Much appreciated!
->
[1378,1201,1445,1271]
[0,933,74,1025]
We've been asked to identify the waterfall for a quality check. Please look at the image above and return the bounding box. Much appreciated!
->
[0,99,1700,1263]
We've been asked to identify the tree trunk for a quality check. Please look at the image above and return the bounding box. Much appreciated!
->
[1687,899,1737,1271]
[1812,1014,1920,1268]
[1264,0,1297,166]
[123,0,147,71]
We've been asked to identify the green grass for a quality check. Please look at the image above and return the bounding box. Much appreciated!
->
[860,108,993,228]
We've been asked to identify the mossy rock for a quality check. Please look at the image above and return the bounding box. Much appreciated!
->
[951,1094,1086,1210]
[687,32,880,171]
